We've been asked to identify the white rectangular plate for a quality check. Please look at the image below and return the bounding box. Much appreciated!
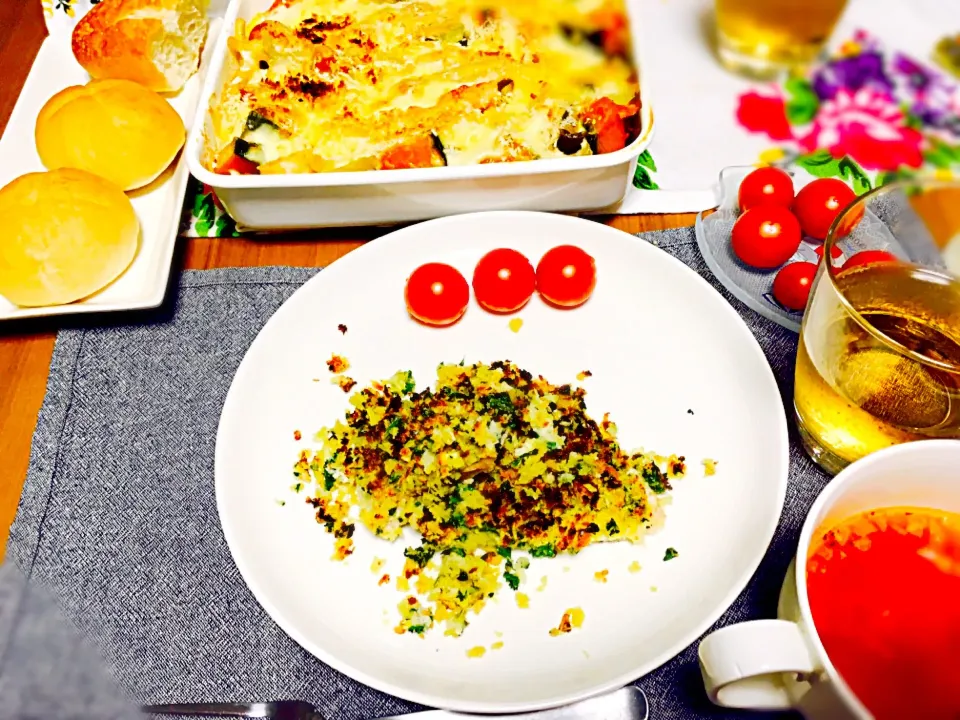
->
[0,18,222,321]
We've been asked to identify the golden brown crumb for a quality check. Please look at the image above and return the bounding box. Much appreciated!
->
[333,540,353,560]
[333,375,357,393]
[594,569,609,583]
[378,573,391,586]
[327,354,350,373]
[549,607,584,636]
[667,454,686,478]
[570,607,584,628]
[576,370,592,380]
[549,612,573,636]
[293,429,302,441]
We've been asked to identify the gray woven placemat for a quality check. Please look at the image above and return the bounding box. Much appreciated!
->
[7,226,823,719]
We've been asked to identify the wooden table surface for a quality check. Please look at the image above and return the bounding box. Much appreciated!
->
[0,1,696,557]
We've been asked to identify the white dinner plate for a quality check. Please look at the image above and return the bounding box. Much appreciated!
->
[215,211,789,713]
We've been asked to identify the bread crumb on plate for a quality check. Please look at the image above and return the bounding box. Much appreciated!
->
[549,607,584,636]
[326,354,350,373]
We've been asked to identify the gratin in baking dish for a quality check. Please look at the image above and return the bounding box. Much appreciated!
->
[186,0,654,230]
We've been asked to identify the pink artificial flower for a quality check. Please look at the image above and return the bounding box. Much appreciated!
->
[799,87,924,171]
[736,90,793,141]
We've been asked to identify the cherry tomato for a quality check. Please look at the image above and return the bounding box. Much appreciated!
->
[834,203,865,238]
[792,178,858,240]
[842,250,899,271]
[773,261,818,311]
[814,244,843,264]
[472,248,536,313]
[536,245,597,308]
[405,263,469,326]
[731,206,802,269]
[738,166,795,212]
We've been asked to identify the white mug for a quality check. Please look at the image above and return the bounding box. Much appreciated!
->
[698,439,960,719]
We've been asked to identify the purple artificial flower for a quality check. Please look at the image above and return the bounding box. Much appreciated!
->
[812,51,893,101]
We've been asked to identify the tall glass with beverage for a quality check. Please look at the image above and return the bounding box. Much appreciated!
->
[795,181,960,475]
[715,0,849,79]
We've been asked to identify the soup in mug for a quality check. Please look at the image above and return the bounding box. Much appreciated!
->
[806,507,960,720]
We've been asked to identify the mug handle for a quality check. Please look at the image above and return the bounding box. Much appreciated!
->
[698,619,819,710]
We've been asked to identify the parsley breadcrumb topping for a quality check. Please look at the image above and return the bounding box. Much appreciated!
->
[295,360,686,636]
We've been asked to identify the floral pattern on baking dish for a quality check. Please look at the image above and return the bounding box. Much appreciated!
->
[737,30,960,191]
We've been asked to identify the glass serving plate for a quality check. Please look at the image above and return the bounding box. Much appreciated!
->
[694,165,901,333]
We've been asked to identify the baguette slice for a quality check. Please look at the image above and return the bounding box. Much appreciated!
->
[72,0,209,94]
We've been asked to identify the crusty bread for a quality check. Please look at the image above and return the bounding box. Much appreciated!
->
[36,79,186,191]
[72,0,209,93]
[0,169,139,307]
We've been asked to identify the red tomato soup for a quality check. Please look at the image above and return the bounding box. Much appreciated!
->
[806,507,960,720]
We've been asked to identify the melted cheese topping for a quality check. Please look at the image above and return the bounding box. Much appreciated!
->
[205,0,640,173]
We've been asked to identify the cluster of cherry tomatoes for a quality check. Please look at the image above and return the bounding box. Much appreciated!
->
[731,167,896,311]
[405,245,597,326]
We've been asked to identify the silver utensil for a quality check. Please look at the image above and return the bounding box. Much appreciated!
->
[143,685,648,720]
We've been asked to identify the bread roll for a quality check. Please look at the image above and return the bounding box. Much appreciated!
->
[36,79,186,191]
[72,0,209,93]
[0,169,139,307]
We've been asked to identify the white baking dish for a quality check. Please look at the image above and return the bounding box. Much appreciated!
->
[186,0,654,230]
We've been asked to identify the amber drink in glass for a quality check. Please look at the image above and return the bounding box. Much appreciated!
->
[795,181,960,475]
[715,0,849,78]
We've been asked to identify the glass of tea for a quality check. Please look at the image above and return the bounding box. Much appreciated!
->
[795,180,960,475]
[714,0,849,79]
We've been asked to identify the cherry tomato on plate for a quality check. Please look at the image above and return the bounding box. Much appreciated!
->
[814,244,844,264]
[792,178,859,240]
[738,166,795,212]
[773,261,818,311]
[731,205,802,269]
[472,249,536,313]
[536,245,597,308]
[405,263,469,327]
[842,250,899,271]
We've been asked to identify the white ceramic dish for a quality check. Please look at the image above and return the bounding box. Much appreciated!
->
[215,211,789,712]
[187,0,655,231]
[700,439,960,719]
[0,11,222,321]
